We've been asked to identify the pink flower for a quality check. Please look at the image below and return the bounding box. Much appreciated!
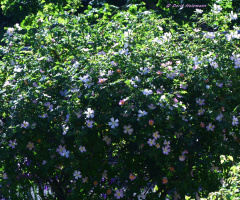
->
[98,78,107,84]
[129,173,136,181]
[153,131,160,139]
[166,61,172,66]
[156,71,162,75]
[161,63,166,67]
[179,155,186,161]
[179,73,184,77]
[162,177,168,184]
[183,150,189,154]
[200,122,205,128]
[149,120,154,126]
[119,100,125,105]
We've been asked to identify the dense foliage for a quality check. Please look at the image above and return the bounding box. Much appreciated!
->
[1,0,239,45]
[0,2,240,199]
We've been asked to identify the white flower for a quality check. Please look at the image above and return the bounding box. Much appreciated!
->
[147,138,156,146]
[103,136,111,145]
[80,74,89,83]
[139,67,150,75]
[148,104,156,109]
[234,62,240,69]
[162,32,172,42]
[73,61,79,68]
[114,189,124,199]
[75,111,82,118]
[138,110,148,117]
[173,191,181,200]
[152,37,163,44]
[56,145,66,154]
[2,173,7,179]
[163,140,170,147]
[84,108,94,118]
[108,118,119,129]
[27,142,35,150]
[84,80,94,88]
[99,69,106,76]
[211,4,222,13]
[142,89,153,96]
[21,121,29,128]
[230,53,239,61]
[206,123,215,131]
[38,114,48,118]
[102,170,108,179]
[198,108,205,116]
[195,9,203,14]
[232,116,239,126]
[9,140,17,149]
[229,11,238,20]
[31,123,37,129]
[62,125,69,135]
[107,70,114,76]
[44,102,53,110]
[162,146,171,155]
[210,62,218,69]
[226,31,240,41]
[132,76,141,82]
[179,155,186,161]
[14,65,22,72]
[79,146,86,153]
[196,98,205,106]
[86,120,94,128]
[123,124,133,135]
[7,28,14,36]
[15,23,22,30]
[73,170,82,179]
[216,113,224,122]
[153,131,160,139]
[205,32,215,39]
[216,82,223,87]
[193,28,201,32]
[61,149,70,158]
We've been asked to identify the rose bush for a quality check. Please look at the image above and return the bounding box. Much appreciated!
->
[0,2,239,199]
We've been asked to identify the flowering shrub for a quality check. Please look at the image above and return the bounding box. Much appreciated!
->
[207,156,240,199]
[0,2,240,199]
